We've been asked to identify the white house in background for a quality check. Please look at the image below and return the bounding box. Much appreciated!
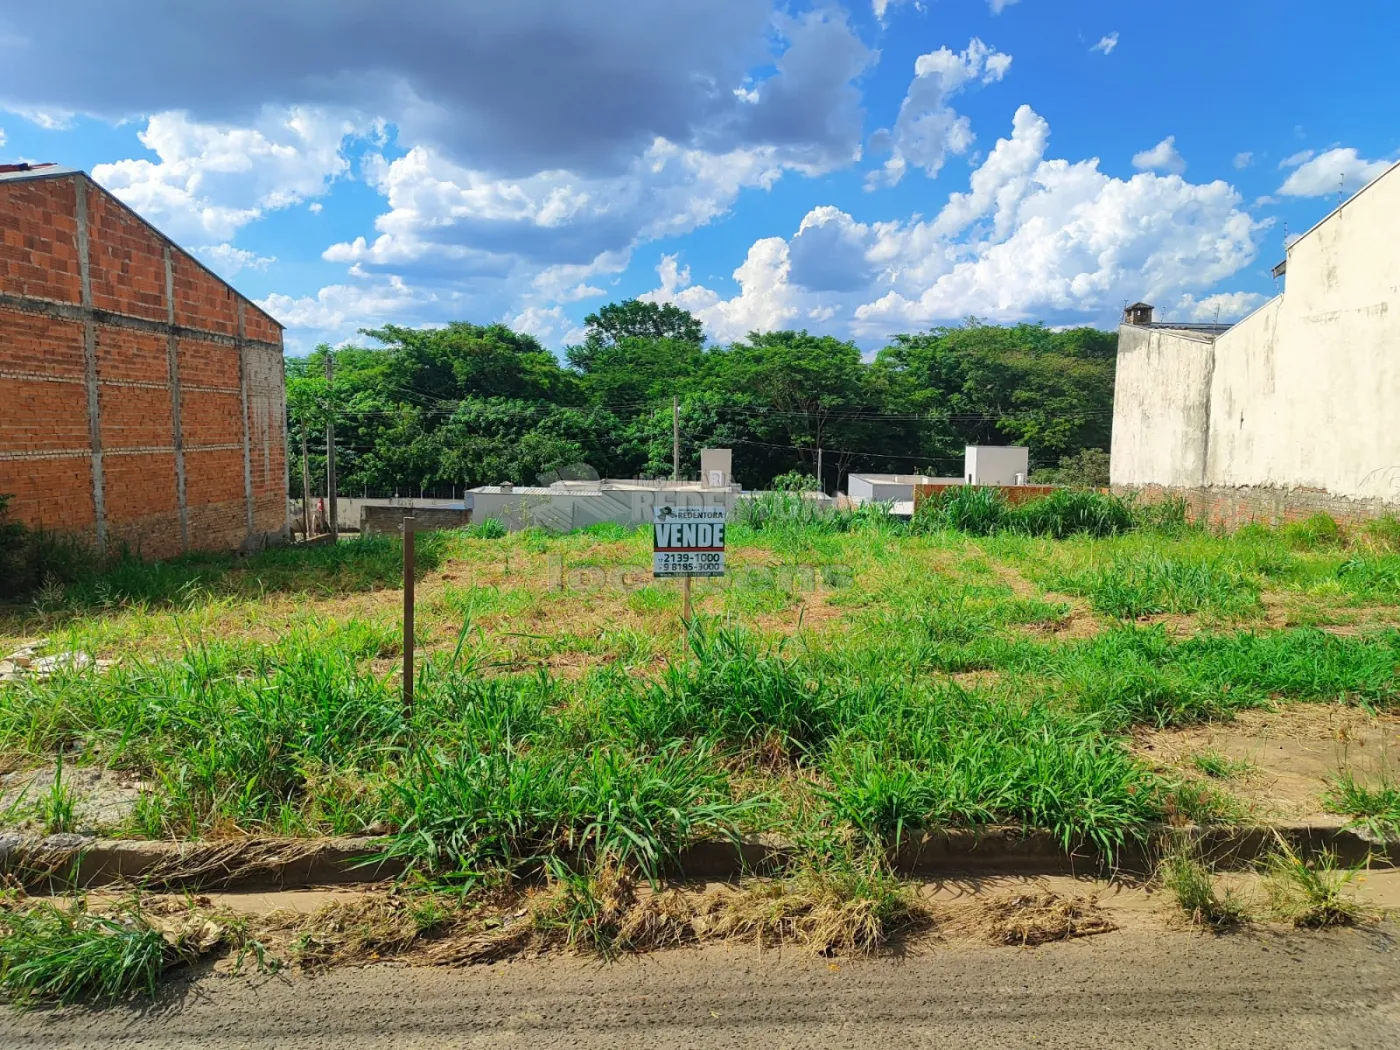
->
[847,473,964,504]
[964,445,1030,486]
[845,446,1032,509]
[1111,159,1400,523]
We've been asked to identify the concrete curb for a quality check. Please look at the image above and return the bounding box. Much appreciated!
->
[2,825,1395,893]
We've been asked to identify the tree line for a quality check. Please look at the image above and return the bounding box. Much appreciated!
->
[285,300,1117,497]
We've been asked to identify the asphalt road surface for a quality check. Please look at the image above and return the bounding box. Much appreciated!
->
[5,927,1399,1049]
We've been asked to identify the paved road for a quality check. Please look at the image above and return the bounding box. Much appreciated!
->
[5,927,1399,1049]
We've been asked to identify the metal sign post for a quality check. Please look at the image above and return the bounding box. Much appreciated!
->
[653,504,726,624]
[402,516,415,712]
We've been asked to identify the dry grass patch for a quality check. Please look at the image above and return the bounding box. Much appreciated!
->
[944,891,1116,947]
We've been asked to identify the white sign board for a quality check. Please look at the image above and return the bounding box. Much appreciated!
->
[653,505,726,578]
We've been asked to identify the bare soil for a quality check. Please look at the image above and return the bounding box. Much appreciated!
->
[5,919,1398,1049]
[1133,703,1400,822]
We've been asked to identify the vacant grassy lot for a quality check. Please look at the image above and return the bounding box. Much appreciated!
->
[2,495,1399,882]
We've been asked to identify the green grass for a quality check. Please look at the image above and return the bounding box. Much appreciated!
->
[1323,772,1400,837]
[1264,838,1371,928]
[0,902,178,1008]
[0,507,1396,890]
[911,486,1139,539]
[1159,847,1251,927]
[36,751,79,834]
[1191,751,1255,779]
[1048,553,1261,619]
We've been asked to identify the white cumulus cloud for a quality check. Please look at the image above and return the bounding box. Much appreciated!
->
[1233,152,1253,169]
[645,106,1263,344]
[868,38,1012,188]
[1278,147,1392,196]
[193,243,277,279]
[91,107,356,242]
[1174,291,1268,323]
[1132,135,1186,176]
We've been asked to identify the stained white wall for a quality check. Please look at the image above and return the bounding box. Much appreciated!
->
[1110,326,1217,488]
[1112,162,1400,503]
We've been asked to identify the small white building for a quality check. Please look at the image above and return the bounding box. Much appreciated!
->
[847,473,963,504]
[964,446,1030,486]
[846,446,1031,506]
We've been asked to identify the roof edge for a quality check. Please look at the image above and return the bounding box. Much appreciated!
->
[1284,157,1400,258]
[0,167,284,334]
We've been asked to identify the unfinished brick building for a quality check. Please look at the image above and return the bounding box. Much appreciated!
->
[0,164,289,559]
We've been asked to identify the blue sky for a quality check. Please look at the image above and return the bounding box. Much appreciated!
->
[2,0,1394,355]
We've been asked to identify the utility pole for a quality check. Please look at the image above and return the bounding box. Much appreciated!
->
[816,447,823,495]
[324,352,338,542]
[672,396,680,483]
[300,428,312,538]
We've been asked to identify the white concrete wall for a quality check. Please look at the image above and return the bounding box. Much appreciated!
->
[1111,161,1400,503]
[965,447,1030,486]
[471,488,743,532]
[1109,326,1217,488]
[849,475,963,502]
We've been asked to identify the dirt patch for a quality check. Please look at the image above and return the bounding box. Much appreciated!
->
[981,556,1102,640]
[1131,612,1201,637]
[947,669,1005,690]
[1133,704,1400,823]
[0,761,143,833]
[749,591,849,638]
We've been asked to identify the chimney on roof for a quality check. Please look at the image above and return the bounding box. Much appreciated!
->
[1123,302,1154,325]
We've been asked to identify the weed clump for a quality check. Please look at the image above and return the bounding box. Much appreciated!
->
[911,487,1138,539]
[1159,847,1250,927]
[1264,837,1370,928]
[0,902,185,1008]
[1322,773,1400,838]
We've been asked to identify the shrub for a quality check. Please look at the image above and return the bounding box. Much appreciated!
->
[912,486,1137,539]
[466,517,508,539]
[911,485,1007,535]
[1003,489,1136,539]
[1280,513,1343,550]
[1030,448,1110,488]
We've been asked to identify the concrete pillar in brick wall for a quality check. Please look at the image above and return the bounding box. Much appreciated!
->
[237,301,256,546]
[164,246,190,552]
[74,177,107,554]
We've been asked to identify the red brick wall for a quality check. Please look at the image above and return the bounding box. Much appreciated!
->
[912,483,1062,507]
[172,249,239,335]
[0,178,81,303]
[0,308,92,531]
[0,172,288,560]
[88,188,168,322]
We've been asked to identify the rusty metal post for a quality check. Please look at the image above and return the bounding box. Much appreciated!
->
[403,516,415,711]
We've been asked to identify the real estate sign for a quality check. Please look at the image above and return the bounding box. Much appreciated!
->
[652,505,726,578]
